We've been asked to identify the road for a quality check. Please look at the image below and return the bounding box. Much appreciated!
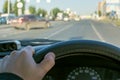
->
[1,19,120,47]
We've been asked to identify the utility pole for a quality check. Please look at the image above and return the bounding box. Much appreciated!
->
[8,0,10,15]
[119,0,120,19]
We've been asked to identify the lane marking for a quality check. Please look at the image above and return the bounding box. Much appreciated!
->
[45,23,73,39]
[90,22,106,42]
[112,23,117,27]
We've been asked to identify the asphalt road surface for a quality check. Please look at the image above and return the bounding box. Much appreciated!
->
[1,19,120,47]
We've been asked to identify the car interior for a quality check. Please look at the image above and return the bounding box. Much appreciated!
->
[1,0,120,80]
[0,40,120,80]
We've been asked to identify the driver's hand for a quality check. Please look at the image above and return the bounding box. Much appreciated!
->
[0,46,55,80]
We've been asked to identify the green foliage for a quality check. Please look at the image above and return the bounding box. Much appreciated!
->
[21,0,25,14]
[50,8,62,19]
[37,8,47,17]
[13,1,18,16]
[29,6,36,14]
[98,10,102,17]
[3,0,12,13]
[94,11,97,14]
[106,12,110,16]
[63,13,69,17]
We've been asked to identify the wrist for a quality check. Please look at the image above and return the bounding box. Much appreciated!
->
[0,73,23,80]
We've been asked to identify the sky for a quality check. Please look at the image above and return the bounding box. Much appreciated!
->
[0,0,102,15]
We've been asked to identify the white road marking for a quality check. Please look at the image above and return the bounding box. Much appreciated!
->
[90,22,106,42]
[45,24,73,39]
[112,23,117,27]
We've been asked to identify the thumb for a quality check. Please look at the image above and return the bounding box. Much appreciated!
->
[37,52,55,77]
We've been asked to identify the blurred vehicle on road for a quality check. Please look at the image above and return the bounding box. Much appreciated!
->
[0,17,7,24]
[74,17,80,21]
[10,15,51,31]
[1,13,16,24]
[10,17,18,23]
[7,16,16,24]
[63,17,69,21]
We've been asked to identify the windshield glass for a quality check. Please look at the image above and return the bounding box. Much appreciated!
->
[0,0,120,46]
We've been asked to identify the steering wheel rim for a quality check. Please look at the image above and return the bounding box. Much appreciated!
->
[33,40,120,63]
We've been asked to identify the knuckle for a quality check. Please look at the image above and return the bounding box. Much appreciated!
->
[26,46,35,53]
[18,46,34,57]
[3,55,9,59]
[10,50,17,56]
[26,46,32,49]
[26,46,33,50]
[20,49,28,56]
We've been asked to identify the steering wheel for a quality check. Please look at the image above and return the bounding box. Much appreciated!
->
[33,40,120,79]
[34,40,120,63]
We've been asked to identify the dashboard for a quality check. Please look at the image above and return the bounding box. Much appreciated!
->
[44,67,120,80]
[0,40,120,80]
[43,55,120,80]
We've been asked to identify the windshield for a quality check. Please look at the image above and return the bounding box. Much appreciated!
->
[0,0,120,46]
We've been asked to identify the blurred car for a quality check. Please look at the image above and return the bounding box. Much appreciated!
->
[74,17,80,21]
[10,15,51,31]
[0,17,7,24]
[10,17,18,23]
[1,14,16,24]
[7,16,16,24]
[63,17,69,21]
[37,16,51,27]
[0,17,2,24]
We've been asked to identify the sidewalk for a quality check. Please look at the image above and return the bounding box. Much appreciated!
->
[99,17,120,27]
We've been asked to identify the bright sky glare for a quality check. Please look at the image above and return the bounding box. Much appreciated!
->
[0,0,102,15]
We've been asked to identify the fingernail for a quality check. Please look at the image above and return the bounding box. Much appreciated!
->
[45,52,55,60]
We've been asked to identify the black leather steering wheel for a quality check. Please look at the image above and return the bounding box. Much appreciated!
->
[33,40,120,65]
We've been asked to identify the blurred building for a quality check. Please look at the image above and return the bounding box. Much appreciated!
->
[105,0,120,18]
[64,8,79,20]
[24,9,31,15]
[106,0,120,13]
[56,12,63,20]
[98,0,106,16]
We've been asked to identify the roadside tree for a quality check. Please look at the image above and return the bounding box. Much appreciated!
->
[3,0,12,13]
[29,6,36,15]
[50,8,62,19]
[37,8,47,17]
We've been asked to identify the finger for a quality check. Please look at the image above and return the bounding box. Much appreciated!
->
[37,52,55,76]
[3,55,10,61]
[10,50,17,56]
[0,55,10,72]
[0,58,4,72]
[18,46,35,57]
[15,46,36,66]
